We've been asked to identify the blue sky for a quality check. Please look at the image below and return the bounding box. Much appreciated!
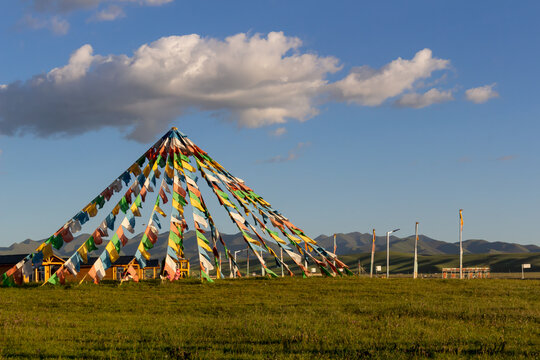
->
[0,1,539,247]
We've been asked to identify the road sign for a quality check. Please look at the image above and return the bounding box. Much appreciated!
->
[523,264,531,269]
[376,266,382,272]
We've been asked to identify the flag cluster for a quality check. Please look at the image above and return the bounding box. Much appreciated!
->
[1,128,351,286]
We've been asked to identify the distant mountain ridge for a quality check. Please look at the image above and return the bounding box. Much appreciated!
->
[1,232,539,258]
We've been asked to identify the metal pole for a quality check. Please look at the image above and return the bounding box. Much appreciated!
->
[459,209,463,280]
[414,222,419,279]
[280,248,284,277]
[333,234,337,267]
[261,251,265,276]
[234,251,237,278]
[370,229,375,278]
[386,231,390,278]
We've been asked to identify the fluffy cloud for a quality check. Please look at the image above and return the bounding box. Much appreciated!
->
[330,49,449,106]
[395,88,453,108]
[465,83,499,103]
[19,14,69,35]
[88,5,125,22]
[19,0,172,33]
[0,32,457,142]
[0,32,340,141]
[27,0,172,14]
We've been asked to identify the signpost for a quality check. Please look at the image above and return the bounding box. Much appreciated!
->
[522,263,531,279]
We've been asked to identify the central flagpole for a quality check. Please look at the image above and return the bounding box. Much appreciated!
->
[459,209,463,279]
[413,222,419,279]
[333,234,337,267]
[370,229,375,278]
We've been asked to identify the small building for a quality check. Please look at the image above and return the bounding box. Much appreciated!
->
[442,267,490,279]
[0,254,66,283]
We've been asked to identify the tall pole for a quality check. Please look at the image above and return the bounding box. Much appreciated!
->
[413,222,419,279]
[386,229,400,279]
[280,248,284,277]
[459,209,463,280]
[333,234,337,267]
[247,247,250,278]
[370,229,376,278]
[229,255,232,278]
[261,251,265,276]
[234,251,238,278]
[386,231,390,278]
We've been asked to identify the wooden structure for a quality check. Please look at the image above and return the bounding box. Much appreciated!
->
[442,267,490,279]
[0,254,65,283]
[174,258,190,278]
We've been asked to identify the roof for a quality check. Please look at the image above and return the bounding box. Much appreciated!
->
[0,254,28,265]
[0,254,161,268]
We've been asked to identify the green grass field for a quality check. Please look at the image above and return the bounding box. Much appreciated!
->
[1,278,539,359]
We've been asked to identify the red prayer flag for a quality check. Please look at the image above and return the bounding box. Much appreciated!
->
[159,187,168,204]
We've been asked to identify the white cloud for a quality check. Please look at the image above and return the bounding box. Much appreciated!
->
[330,49,450,106]
[88,5,125,22]
[395,88,453,108]
[0,32,456,142]
[257,142,310,163]
[465,83,499,103]
[0,32,340,141]
[270,127,287,137]
[19,14,69,35]
[19,0,173,33]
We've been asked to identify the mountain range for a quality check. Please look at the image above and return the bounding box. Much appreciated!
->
[1,232,539,259]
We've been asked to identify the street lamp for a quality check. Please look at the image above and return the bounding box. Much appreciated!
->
[386,228,400,278]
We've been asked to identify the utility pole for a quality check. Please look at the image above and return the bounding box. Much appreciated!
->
[370,229,376,278]
[459,209,463,280]
[414,222,419,279]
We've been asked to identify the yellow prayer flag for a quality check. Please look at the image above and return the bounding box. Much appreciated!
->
[190,197,206,212]
[165,164,174,178]
[182,161,196,173]
[130,203,141,217]
[299,234,316,244]
[155,205,166,217]
[143,164,151,178]
[37,242,53,261]
[78,245,88,263]
[172,200,185,215]
[269,232,286,244]
[138,242,151,260]
[112,204,120,216]
[197,238,213,252]
[106,241,120,263]
[168,238,180,253]
[154,168,161,179]
[459,209,463,230]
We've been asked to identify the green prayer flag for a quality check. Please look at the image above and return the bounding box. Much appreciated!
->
[120,197,129,213]
[142,234,154,250]
[47,273,59,285]
[196,230,209,244]
[320,266,332,277]
[111,235,122,252]
[46,234,63,250]
[200,270,214,283]
[169,230,182,245]
[94,195,105,209]
[158,155,166,168]
[136,155,146,167]
[134,195,142,207]
[2,273,15,287]
[264,268,278,278]
[180,154,190,162]
[86,237,98,252]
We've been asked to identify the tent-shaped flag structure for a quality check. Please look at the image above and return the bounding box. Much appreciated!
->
[1,128,352,286]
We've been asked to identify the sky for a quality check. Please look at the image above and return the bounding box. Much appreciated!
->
[0,1,539,247]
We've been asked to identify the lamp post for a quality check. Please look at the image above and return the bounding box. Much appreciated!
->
[413,222,419,279]
[386,228,400,278]
[370,229,376,278]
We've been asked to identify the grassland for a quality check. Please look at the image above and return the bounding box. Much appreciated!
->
[0,278,539,359]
